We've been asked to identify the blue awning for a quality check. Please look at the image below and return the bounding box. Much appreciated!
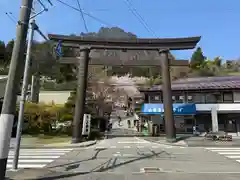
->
[141,103,196,115]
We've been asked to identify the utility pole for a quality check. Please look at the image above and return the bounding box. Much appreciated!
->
[12,18,35,170]
[0,0,33,178]
[11,0,51,170]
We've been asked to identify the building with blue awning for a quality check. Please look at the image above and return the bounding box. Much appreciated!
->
[141,103,196,115]
[138,76,240,136]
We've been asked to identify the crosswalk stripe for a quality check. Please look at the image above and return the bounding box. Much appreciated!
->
[218,152,240,155]
[8,152,66,155]
[211,149,240,152]
[205,147,240,164]
[226,156,240,159]
[7,159,54,163]
[8,155,60,159]
[10,149,73,151]
[7,164,46,169]
[9,149,71,153]
[206,148,240,150]
[6,148,73,169]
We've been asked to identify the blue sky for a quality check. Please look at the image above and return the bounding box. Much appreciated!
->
[0,0,240,60]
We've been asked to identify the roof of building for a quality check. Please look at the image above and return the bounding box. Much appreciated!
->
[142,76,240,92]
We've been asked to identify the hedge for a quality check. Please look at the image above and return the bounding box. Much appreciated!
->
[22,102,73,135]
[21,102,103,139]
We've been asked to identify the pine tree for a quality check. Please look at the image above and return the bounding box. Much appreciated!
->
[190,47,205,69]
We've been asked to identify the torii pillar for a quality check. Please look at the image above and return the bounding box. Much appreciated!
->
[72,48,90,143]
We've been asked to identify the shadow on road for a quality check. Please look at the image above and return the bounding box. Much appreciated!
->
[48,148,107,171]
[34,149,171,180]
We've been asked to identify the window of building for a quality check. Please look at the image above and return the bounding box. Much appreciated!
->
[223,92,233,102]
[191,93,205,103]
[172,94,184,103]
[150,94,161,102]
[187,95,193,103]
[154,95,160,101]
[205,93,222,103]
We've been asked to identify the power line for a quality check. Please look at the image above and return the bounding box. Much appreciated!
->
[5,12,17,24]
[55,0,113,27]
[76,0,88,32]
[123,0,157,37]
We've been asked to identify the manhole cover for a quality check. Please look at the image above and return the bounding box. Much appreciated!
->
[140,167,163,173]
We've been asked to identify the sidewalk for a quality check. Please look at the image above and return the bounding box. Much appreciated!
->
[6,140,97,179]
[142,136,240,147]
[10,139,97,149]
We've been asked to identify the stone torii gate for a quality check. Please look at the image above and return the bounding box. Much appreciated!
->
[48,34,201,143]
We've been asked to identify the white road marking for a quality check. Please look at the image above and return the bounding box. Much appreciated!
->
[118,141,149,144]
[8,155,60,159]
[7,159,54,163]
[226,156,240,159]
[124,146,130,148]
[212,149,240,152]
[113,154,121,157]
[110,146,116,148]
[206,147,240,164]
[137,146,144,148]
[7,164,46,169]
[122,154,134,157]
[95,147,105,149]
[7,148,72,169]
[13,149,73,151]
[8,152,66,155]
[206,148,240,150]
[219,152,240,155]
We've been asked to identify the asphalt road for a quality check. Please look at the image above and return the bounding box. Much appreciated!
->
[32,137,240,180]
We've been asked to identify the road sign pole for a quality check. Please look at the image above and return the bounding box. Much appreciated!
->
[0,0,33,178]
[12,18,35,170]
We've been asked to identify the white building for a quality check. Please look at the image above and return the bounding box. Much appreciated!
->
[140,76,240,136]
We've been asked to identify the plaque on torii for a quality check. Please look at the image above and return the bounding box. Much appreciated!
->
[60,49,189,66]
[48,34,201,143]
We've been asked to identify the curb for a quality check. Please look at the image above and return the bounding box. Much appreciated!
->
[147,139,189,147]
[134,137,189,147]
[186,143,240,147]
[9,140,97,149]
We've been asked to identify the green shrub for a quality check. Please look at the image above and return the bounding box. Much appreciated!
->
[60,114,73,122]
[22,102,73,135]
